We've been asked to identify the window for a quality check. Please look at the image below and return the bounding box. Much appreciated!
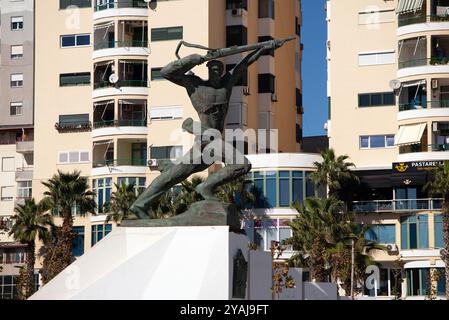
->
[57,114,91,131]
[435,214,444,248]
[150,146,183,160]
[117,177,146,195]
[91,224,112,246]
[150,106,183,120]
[258,74,275,93]
[72,226,85,257]
[252,219,292,251]
[1,186,14,201]
[10,102,23,116]
[360,135,395,149]
[61,34,91,48]
[0,274,39,300]
[58,151,90,164]
[359,51,395,66]
[60,0,92,9]
[259,0,275,19]
[60,72,91,86]
[17,181,32,199]
[93,178,112,213]
[251,171,315,209]
[365,224,396,244]
[226,0,247,10]
[151,26,183,42]
[2,157,15,172]
[11,17,23,30]
[358,92,395,107]
[226,25,247,47]
[401,215,428,250]
[358,10,395,25]
[10,74,23,87]
[296,125,303,144]
[11,45,23,59]
[151,68,164,80]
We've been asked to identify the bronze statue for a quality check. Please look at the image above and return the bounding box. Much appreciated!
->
[126,37,294,225]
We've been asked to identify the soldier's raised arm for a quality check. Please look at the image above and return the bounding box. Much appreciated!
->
[160,54,206,88]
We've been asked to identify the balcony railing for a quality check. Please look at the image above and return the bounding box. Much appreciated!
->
[94,80,148,89]
[93,158,147,168]
[398,14,449,27]
[399,56,449,69]
[94,0,148,11]
[16,140,34,153]
[93,119,147,129]
[353,198,443,213]
[94,40,148,51]
[399,100,449,111]
[55,121,92,132]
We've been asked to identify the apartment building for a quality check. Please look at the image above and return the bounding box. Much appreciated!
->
[327,0,447,298]
[0,0,35,299]
[1,0,304,297]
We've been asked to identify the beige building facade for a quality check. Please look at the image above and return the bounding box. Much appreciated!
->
[328,0,447,298]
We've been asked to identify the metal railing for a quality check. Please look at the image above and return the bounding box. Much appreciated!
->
[398,14,449,27]
[94,40,149,51]
[94,79,148,89]
[399,56,449,69]
[353,198,443,213]
[399,100,449,111]
[93,119,147,129]
[94,0,148,11]
[93,158,147,168]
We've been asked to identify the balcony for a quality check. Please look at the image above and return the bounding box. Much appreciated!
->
[15,168,33,181]
[93,158,146,168]
[55,121,92,133]
[93,1,149,20]
[399,100,449,111]
[16,140,34,154]
[397,1,449,34]
[353,198,443,213]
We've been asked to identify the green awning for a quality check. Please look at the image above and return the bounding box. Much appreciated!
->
[396,0,425,14]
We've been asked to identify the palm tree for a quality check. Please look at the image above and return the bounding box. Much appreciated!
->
[106,183,138,225]
[40,170,96,281]
[216,175,255,209]
[311,149,359,200]
[9,199,54,299]
[285,197,383,293]
[424,161,449,298]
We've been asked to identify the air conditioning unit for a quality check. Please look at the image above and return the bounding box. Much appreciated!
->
[147,159,158,167]
[385,243,399,253]
[232,8,243,16]
[271,93,278,102]
[243,86,250,95]
[432,79,439,90]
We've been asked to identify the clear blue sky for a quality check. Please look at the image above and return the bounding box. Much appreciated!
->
[302,0,327,137]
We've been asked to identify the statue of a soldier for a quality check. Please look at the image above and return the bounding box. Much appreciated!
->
[129,37,293,220]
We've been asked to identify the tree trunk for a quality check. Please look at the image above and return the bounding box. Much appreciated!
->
[26,242,35,298]
[61,212,75,268]
[443,194,449,298]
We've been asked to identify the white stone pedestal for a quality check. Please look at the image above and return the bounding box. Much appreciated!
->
[30,226,272,300]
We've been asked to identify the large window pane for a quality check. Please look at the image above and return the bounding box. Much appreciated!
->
[266,174,277,208]
[279,171,290,207]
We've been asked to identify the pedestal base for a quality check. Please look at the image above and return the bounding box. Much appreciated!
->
[30,226,271,300]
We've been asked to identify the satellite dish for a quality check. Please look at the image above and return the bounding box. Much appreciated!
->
[109,74,119,84]
[389,79,402,90]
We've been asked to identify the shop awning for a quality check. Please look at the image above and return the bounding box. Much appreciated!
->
[394,123,427,146]
[396,0,425,14]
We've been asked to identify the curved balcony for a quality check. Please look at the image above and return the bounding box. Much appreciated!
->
[398,149,449,162]
[92,80,148,99]
[398,100,449,120]
[91,158,148,177]
[398,15,449,36]
[93,1,148,20]
[92,120,148,138]
[93,41,149,59]
[398,57,449,78]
